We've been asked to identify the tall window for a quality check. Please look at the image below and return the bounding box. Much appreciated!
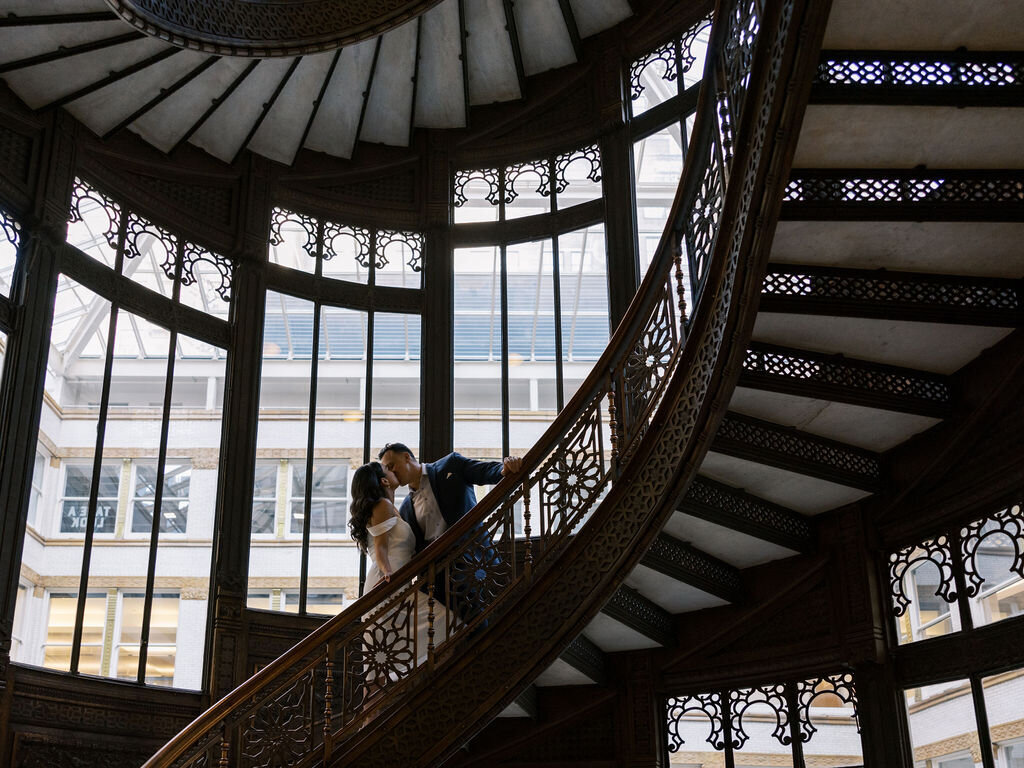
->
[629,15,711,283]
[666,674,863,767]
[10,179,229,690]
[452,146,609,459]
[250,208,422,612]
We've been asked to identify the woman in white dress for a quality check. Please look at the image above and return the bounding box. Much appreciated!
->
[349,462,447,684]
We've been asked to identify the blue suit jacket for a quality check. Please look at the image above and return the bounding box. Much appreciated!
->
[398,452,504,554]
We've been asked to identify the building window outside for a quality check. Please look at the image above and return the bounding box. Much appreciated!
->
[890,502,1024,645]
[131,460,190,535]
[60,461,120,535]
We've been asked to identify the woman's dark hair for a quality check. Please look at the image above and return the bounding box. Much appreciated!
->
[349,461,386,552]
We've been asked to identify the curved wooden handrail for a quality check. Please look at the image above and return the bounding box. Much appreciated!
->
[142,0,804,764]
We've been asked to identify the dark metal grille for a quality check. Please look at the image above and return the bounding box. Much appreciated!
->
[761,267,1022,312]
[716,413,882,485]
[784,174,1024,204]
[742,345,952,406]
[685,476,812,541]
[815,52,1024,87]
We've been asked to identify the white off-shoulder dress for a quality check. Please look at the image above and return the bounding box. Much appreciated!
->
[364,514,448,668]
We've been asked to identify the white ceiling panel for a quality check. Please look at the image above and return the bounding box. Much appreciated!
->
[129,57,254,153]
[66,50,210,138]
[415,0,465,128]
[465,0,521,105]
[568,0,632,38]
[305,39,378,160]
[191,58,295,164]
[663,511,799,568]
[514,0,576,76]
[0,20,127,67]
[3,37,170,110]
[249,53,337,165]
[361,21,419,146]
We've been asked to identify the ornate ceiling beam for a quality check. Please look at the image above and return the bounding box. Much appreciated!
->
[739,342,954,418]
[502,0,527,98]
[0,12,118,26]
[42,47,183,112]
[712,412,884,492]
[458,0,471,129]
[232,57,302,165]
[298,50,342,154]
[641,533,742,603]
[103,55,221,140]
[781,170,1024,222]
[603,586,675,647]
[556,0,583,62]
[355,37,383,147]
[172,59,259,155]
[759,265,1024,327]
[560,635,608,686]
[680,476,814,554]
[811,49,1024,107]
[0,31,144,75]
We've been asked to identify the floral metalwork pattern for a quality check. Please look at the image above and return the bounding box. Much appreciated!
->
[322,221,371,267]
[269,207,319,260]
[730,684,790,747]
[181,242,234,302]
[631,39,678,100]
[666,692,726,751]
[888,535,958,616]
[377,229,424,272]
[554,144,602,193]
[960,502,1024,597]
[1,206,21,251]
[123,211,179,280]
[453,168,501,209]
[504,159,551,204]
[796,673,860,738]
[241,670,315,768]
[69,178,123,252]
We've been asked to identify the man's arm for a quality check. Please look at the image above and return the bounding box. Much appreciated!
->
[452,452,505,487]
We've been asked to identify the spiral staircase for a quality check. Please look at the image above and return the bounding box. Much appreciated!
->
[27,0,1010,765]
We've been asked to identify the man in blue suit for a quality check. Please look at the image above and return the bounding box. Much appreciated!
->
[378,443,521,620]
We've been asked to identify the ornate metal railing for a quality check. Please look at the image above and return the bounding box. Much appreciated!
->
[143,0,805,764]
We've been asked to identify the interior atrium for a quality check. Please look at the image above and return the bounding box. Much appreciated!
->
[0,0,1022,766]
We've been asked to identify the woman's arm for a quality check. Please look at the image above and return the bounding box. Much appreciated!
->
[370,499,395,583]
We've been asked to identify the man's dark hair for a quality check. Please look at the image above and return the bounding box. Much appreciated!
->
[378,442,416,461]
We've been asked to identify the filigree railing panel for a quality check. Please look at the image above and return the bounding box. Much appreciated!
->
[144,0,786,763]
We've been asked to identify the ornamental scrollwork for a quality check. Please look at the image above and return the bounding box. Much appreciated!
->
[70,178,123,252]
[377,229,424,273]
[622,282,679,434]
[722,0,761,124]
[687,140,725,282]
[554,145,602,194]
[181,242,233,303]
[241,669,315,768]
[353,590,418,691]
[631,40,678,100]
[322,221,371,267]
[666,692,726,751]
[123,211,178,281]
[960,502,1024,598]
[453,168,501,208]
[538,398,607,541]
[680,15,713,79]
[730,684,790,747]
[504,159,551,203]
[796,674,860,739]
[448,501,515,623]
[1,206,20,251]
[888,536,958,616]
[270,207,319,261]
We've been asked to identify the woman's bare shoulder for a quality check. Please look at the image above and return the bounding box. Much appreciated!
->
[369,498,397,527]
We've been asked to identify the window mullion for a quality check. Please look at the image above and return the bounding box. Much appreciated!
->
[136,327,178,683]
[971,674,997,768]
[69,302,120,675]
[299,302,322,614]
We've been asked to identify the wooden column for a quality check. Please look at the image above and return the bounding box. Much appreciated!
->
[0,112,76,757]
[418,133,454,461]
[205,156,273,698]
[614,652,667,768]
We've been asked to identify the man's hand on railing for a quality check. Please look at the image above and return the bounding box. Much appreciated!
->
[501,456,523,476]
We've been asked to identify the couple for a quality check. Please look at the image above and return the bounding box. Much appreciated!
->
[349,443,521,664]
